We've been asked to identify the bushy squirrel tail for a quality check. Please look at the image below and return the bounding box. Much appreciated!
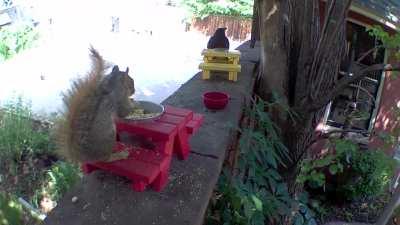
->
[56,47,106,163]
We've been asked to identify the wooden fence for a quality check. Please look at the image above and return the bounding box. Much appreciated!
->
[190,15,252,41]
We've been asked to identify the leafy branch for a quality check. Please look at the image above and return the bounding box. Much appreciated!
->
[180,0,254,19]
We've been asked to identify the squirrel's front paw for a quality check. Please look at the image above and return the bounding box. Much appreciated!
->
[106,151,130,162]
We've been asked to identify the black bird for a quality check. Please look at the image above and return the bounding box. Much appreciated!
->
[207,27,229,50]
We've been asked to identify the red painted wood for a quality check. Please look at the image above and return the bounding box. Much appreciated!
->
[158,108,192,159]
[116,120,177,141]
[132,180,147,192]
[164,105,193,122]
[82,144,170,191]
[193,113,204,122]
[186,121,197,135]
[130,148,171,171]
[151,170,169,192]
[175,128,191,160]
[186,113,204,135]
[158,114,186,128]
[129,149,171,191]
[95,158,159,183]
[81,164,98,174]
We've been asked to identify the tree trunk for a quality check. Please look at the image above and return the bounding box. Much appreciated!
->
[258,0,351,195]
[250,0,260,48]
[258,0,288,107]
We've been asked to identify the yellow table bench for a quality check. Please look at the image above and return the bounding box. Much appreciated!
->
[199,62,241,81]
[199,49,241,82]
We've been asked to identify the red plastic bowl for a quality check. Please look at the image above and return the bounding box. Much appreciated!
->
[203,91,229,110]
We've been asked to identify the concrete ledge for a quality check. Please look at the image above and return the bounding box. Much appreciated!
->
[43,41,259,225]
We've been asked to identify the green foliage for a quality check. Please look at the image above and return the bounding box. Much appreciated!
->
[0,95,54,163]
[298,138,397,200]
[180,0,253,19]
[297,139,356,189]
[46,161,81,201]
[0,22,39,62]
[342,149,396,199]
[0,97,74,224]
[32,161,82,208]
[367,25,400,50]
[0,192,23,225]
[207,99,317,225]
[367,25,400,73]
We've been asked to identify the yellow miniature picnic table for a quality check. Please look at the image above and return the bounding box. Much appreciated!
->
[199,49,241,82]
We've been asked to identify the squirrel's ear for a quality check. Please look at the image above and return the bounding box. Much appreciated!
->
[112,65,120,73]
[125,67,129,74]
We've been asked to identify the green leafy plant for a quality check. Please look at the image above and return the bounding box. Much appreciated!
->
[207,98,317,225]
[32,161,82,209]
[298,137,397,201]
[46,161,82,201]
[0,95,54,163]
[0,96,74,223]
[180,0,253,19]
[308,199,329,222]
[341,149,397,200]
[0,192,23,225]
[367,25,400,77]
[367,25,400,50]
[297,139,357,189]
[0,22,39,62]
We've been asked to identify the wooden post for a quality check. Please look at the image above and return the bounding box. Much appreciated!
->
[202,70,210,80]
[250,0,260,48]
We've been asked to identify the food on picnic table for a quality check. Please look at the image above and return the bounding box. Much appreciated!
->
[125,108,159,120]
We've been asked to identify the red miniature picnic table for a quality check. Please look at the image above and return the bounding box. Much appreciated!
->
[81,105,204,192]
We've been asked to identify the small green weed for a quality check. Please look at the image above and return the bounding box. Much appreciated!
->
[31,161,82,209]
[0,95,54,164]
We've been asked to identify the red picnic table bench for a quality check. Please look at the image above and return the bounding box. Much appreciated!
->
[81,105,204,192]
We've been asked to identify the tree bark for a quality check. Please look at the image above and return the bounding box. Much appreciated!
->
[258,0,352,195]
[250,0,260,48]
[258,0,288,107]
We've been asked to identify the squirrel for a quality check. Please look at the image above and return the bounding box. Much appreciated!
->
[207,27,230,50]
[56,47,136,163]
